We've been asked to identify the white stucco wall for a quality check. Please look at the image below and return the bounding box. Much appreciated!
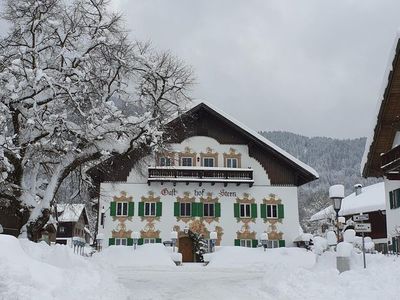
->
[384,179,400,240]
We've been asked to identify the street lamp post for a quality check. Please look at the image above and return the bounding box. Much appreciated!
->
[329,184,344,242]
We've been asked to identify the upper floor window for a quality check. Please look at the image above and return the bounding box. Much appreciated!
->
[116,202,128,216]
[390,189,400,209]
[159,157,171,166]
[226,158,238,168]
[267,204,278,218]
[180,202,191,216]
[203,203,215,217]
[181,157,193,166]
[203,157,215,167]
[144,202,156,216]
[240,203,251,218]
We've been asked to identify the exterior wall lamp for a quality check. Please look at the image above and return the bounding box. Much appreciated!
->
[210,231,217,253]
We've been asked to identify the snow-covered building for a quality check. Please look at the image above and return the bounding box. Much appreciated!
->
[310,183,387,251]
[89,102,318,262]
[362,36,400,253]
[56,204,91,249]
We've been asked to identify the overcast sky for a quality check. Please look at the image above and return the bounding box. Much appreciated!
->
[108,0,400,139]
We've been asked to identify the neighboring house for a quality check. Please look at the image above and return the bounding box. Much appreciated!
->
[88,102,319,262]
[310,183,387,252]
[362,36,400,254]
[56,204,91,250]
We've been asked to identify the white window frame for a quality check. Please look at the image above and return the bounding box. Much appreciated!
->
[226,158,238,168]
[180,202,192,217]
[240,203,251,218]
[159,157,171,166]
[266,240,279,249]
[144,238,156,244]
[59,226,65,233]
[116,201,128,216]
[116,238,127,246]
[267,204,278,219]
[144,202,156,216]
[181,157,193,166]
[203,203,215,217]
[203,157,215,167]
[240,239,252,248]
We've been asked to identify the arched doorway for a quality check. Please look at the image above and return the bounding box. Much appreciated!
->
[179,236,194,262]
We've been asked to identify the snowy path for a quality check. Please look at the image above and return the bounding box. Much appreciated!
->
[117,264,269,300]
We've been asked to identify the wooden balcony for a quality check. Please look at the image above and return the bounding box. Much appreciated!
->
[148,166,254,186]
[381,144,400,179]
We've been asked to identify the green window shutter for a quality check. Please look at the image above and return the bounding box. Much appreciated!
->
[215,203,221,217]
[156,202,162,217]
[234,239,240,246]
[127,238,133,246]
[138,238,144,245]
[279,240,286,248]
[278,204,285,219]
[389,191,394,209]
[110,202,116,216]
[234,203,239,218]
[191,202,196,217]
[252,239,258,248]
[156,238,162,243]
[396,189,400,208]
[251,203,257,218]
[392,237,397,253]
[197,203,203,217]
[109,238,115,246]
[138,202,144,217]
[128,202,134,216]
[174,202,180,217]
[260,204,266,219]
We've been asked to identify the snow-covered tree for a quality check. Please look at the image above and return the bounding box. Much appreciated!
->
[0,0,193,240]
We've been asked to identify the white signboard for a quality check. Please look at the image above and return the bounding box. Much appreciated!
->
[354,223,371,233]
[353,214,369,222]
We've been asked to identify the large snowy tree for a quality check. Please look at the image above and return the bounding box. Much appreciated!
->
[0,0,193,240]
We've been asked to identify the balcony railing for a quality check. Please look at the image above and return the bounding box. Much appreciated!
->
[381,144,400,174]
[148,166,254,186]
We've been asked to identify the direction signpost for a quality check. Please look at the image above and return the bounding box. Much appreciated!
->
[354,213,371,269]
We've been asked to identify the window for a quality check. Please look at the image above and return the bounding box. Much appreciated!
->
[100,212,104,226]
[144,238,156,244]
[390,189,400,209]
[240,239,252,248]
[267,205,278,218]
[203,203,215,217]
[226,158,238,168]
[159,157,171,166]
[116,202,128,216]
[144,202,156,216]
[115,238,127,246]
[59,226,65,233]
[181,157,193,166]
[266,240,279,249]
[203,157,214,167]
[240,203,251,218]
[180,202,191,217]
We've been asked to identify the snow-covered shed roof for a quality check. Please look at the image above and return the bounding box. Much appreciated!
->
[57,204,87,223]
[310,182,385,221]
[362,35,400,178]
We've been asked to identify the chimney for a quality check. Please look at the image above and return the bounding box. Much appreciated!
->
[354,184,363,196]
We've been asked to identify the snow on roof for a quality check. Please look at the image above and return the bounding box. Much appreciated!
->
[361,34,400,176]
[187,101,319,179]
[310,182,385,221]
[57,204,86,222]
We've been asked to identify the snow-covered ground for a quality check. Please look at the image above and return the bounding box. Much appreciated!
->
[1,235,400,300]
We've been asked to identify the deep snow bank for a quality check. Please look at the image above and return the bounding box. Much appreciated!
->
[206,246,316,269]
[92,243,176,267]
[0,235,128,300]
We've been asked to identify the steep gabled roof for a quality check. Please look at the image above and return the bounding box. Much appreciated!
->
[362,37,400,178]
[179,101,319,179]
[57,204,87,223]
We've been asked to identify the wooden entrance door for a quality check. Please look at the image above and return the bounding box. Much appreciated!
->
[179,237,194,262]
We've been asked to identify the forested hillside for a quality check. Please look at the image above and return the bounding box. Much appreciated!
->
[260,131,380,232]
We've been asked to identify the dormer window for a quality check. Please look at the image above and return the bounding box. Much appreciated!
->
[159,157,171,166]
[203,157,215,167]
[181,157,193,166]
[226,158,238,168]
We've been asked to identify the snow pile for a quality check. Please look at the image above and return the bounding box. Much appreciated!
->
[312,236,329,255]
[92,243,176,267]
[0,235,128,300]
[207,246,316,269]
